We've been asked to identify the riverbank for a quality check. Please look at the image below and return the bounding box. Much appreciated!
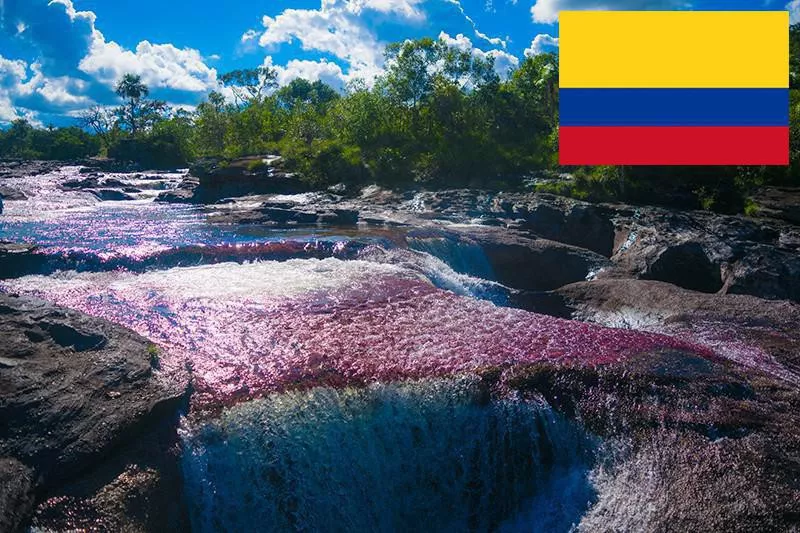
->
[1,160,799,531]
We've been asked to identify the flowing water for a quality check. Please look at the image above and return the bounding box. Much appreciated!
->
[0,167,747,531]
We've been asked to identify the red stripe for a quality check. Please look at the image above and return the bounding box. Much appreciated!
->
[559,126,789,165]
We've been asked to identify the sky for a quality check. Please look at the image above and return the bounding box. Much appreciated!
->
[0,0,797,126]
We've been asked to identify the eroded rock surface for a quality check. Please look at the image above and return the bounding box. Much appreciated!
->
[0,294,188,530]
[203,186,800,302]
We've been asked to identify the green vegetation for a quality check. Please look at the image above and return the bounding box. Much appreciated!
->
[0,120,99,160]
[147,343,161,370]
[3,28,800,214]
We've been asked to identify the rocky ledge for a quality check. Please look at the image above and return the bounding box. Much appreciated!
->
[155,156,309,203]
[195,184,800,303]
[0,294,189,532]
[502,278,800,531]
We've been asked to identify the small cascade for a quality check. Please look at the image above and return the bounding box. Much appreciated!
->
[0,236,373,278]
[359,245,509,304]
[407,232,496,280]
[181,376,598,533]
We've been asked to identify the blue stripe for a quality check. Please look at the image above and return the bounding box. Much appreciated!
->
[559,88,788,126]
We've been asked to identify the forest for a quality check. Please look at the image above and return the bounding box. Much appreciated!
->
[2,27,799,214]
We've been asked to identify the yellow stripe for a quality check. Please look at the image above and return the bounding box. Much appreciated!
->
[560,11,788,88]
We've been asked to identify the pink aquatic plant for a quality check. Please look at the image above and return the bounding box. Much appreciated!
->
[3,260,713,410]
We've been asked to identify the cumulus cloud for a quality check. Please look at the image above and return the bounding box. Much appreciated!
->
[1,0,95,76]
[80,39,218,93]
[438,31,519,78]
[0,0,218,124]
[0,54,91,123]
[524,34,559,56]
[253,8,384,79]
[344,0,427,22]
[530,0,691,24]
[244,0,509,86]
[789,0,800,25]
[264,56,349,91]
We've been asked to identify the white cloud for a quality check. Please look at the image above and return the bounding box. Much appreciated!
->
[789,0,800,25]
[240,29,260,53]
[254,8,384,79]
[264,56,349,91]
[530,0,690,24]
[343,0,427,22]
[444,0,507,47]
[1,0,218,124]
[80,36,218,93]
[0,56,29,88]
[438,31,519,78]
[0,99,42,126]
[524,34,559,57]
[0,60,29,123]
[0,54,90,124]
[20,63,92,107]
[245,0,509,87]
[49,0,97,25]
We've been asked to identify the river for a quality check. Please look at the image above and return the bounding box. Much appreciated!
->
[0,166,722,531]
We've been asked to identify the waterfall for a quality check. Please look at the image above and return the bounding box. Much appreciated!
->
[407,233,496,281]
[181,376,598,532]
[359,245,509,305]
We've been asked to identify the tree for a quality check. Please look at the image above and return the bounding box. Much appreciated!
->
[275,79,339,111]
[194,91,229,156]
[220,67,278,106]
[114,74,167,134]
[78,106,115,150]
[383,38,440,111]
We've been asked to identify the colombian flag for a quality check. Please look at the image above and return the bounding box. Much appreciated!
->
[559,11,789,165]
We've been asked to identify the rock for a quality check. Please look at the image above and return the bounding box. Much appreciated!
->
[503,280,800,531]
[518,280,800,531]
[28,418,189,532]
[635,241,722,293]
[90,189,136,201]
[183,156,310,203]
[0,458,36,533]
[156,187,196,204]
[0,186,27,201]
[158,182,800,303]
[0,294,188,527]
[63,177,101,189]
[317,209,359,225]
[259,207,317,224]
[750,186,800,225]
[551,278,800,377]
[410,226,613,291]
[0,160,61,179]
[77,159,141,174]
[721,245,800,301]
[0,242,46,280]
[606,205,800,301]
[513,197,616,256]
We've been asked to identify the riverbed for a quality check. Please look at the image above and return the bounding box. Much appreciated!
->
[2,165,799,532]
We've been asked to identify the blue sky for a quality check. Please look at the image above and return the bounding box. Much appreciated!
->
[0,0,796,126]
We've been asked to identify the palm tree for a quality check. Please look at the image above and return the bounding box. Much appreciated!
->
[115,74,149,134]
[116,73,149,101]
